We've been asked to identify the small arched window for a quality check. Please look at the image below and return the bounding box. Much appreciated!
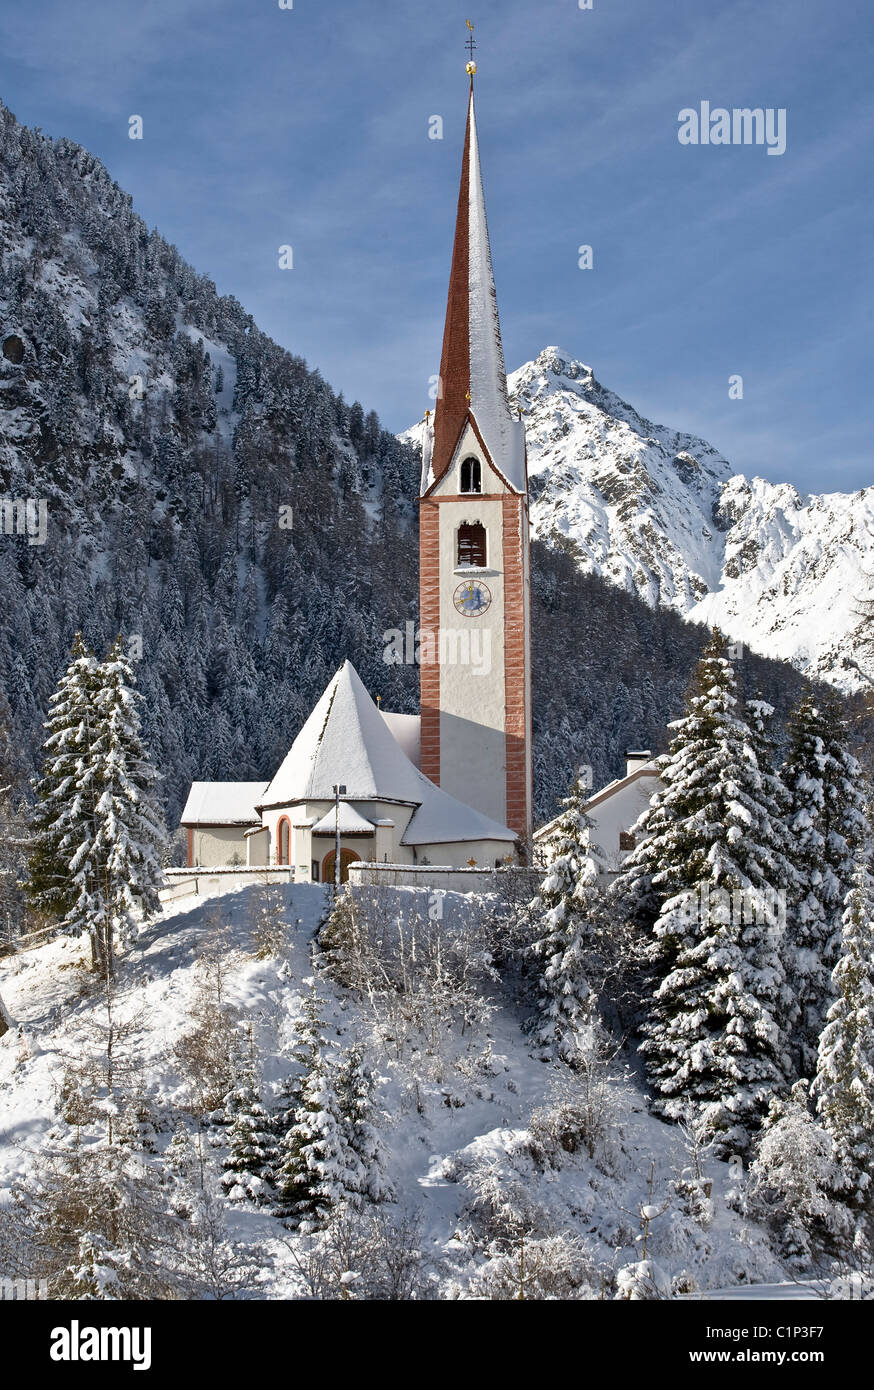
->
[457,522,487,568]
[460,457,482,494]
[277,817,291,865]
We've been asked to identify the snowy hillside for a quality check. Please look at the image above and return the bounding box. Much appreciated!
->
[0,884,799,1300]
[409,347,873,692]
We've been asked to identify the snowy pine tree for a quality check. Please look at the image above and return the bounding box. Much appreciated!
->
[221,1064,276,1205]
[86,638,165,956]
[626,634,792,1149]
[29,635,165,977]
[27,635,99,932]
[782,692,867,1073]
[745,697,803,1051]
[166,1119,199,1185]
[528,774,604,1064]
[274,981,361,1229]
[813,849,874,1205]
[335,1042,393,1204]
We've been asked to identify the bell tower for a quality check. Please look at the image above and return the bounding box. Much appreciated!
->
[419,59,533,847]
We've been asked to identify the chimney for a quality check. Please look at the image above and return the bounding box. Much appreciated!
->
[625,749,652,777]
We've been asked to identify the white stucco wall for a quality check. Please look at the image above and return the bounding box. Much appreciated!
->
[260,799,418,880]
[431,423,509,826]
[587,774,661,872]
[412,838,515,869]
[430,427,506,498]
[245,828,269,867]
[348,864,539,893]
[534,772,663,876]
[187,826,250,868]
[192,799,517,879]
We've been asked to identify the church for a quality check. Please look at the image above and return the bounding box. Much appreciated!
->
[180,69,534,883]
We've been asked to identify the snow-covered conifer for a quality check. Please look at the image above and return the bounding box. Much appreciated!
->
[632,634,791,1148]
[745,697,803,1049]
[166,1119,199,1183]
[335,1042,393,1204]
[34,636,165,977]
[27,634,99,927]
[274,981,361,1229]
[813,851,874,1204]
[782,693,867,1073]
[221,1065,276,1205]
[528,774,603,1064]
[275,1062,354,1231]
[82,638,165,956]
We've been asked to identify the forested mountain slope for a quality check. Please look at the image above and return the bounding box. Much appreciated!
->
[0,103,831,828]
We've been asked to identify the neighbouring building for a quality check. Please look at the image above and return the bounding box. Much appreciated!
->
[533,752,664,876]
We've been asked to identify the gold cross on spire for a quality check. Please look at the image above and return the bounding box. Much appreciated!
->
[465,19,477,76]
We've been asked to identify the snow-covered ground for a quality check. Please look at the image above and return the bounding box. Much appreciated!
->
[0,884,820,1300]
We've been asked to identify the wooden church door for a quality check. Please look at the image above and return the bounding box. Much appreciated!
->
[321,848,360,884]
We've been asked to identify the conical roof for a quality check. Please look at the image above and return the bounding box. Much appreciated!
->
[259,661,516,845]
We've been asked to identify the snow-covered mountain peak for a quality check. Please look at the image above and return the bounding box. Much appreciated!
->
[506,349,735,611]
[405,346,873,691]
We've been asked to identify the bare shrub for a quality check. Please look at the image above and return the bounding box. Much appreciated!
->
[174,925,242,1112]
[249,883,289,960]
[171,1190,267,1299]
[318,886,498,1079]
[287,1203,430,1300]
[467,1231,606,1300]
[2,1142,180,1299]
[528,1053,624,1174]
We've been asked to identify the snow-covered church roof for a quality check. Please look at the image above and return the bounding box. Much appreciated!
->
[422,83,526,497]
[181,782,268,826]
[311,803,376,836]
[259,661,515,845]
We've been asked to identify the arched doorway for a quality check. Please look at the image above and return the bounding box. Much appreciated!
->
[321,848,360,885]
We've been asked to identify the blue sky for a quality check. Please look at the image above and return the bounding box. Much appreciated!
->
[1,0,872,493]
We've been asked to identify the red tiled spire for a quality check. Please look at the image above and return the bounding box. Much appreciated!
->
[426,82,526,495]
[430,88,473,487]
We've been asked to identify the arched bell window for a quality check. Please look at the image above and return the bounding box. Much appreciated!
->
[457,522,486,568]
[460,456,482,494]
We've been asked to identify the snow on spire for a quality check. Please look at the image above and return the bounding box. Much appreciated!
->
[427,83,526,495]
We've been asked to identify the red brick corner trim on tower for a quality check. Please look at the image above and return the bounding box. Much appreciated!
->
[502,494,529,840]
[419,499,442,785]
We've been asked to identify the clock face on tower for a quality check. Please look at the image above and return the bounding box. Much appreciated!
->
[453,578,492,617]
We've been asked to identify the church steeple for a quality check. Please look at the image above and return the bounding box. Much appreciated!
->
[424,79,526,496]
[418,54,533,850]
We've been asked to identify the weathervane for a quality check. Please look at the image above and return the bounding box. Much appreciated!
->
[465,19,477,76]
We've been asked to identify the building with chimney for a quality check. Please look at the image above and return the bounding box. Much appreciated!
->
[533,752,664,877]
